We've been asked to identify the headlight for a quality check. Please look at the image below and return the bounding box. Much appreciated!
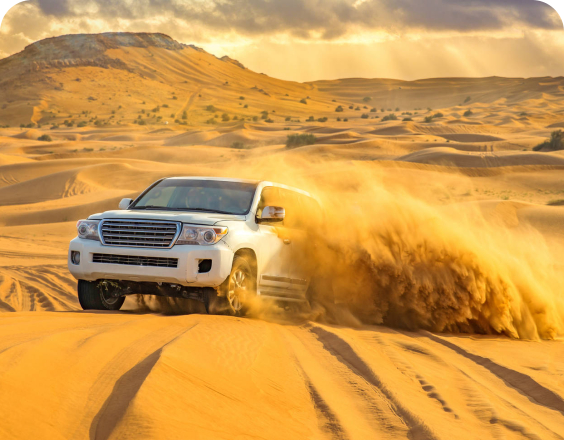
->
[176,224,228,245]
[76,220,100,241]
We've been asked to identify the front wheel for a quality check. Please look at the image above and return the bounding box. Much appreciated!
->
[78,280,125,311]
[214,255,256,316]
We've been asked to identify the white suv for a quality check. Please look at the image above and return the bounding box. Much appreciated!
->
[68,177,320,315]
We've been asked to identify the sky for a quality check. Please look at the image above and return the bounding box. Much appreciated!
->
[1,0,563,82]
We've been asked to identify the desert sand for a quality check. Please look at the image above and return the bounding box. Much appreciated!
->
[0,33,564,439]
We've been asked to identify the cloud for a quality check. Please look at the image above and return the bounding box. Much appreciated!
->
[29,0,561,39]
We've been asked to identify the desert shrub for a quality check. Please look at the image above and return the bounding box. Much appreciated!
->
[239,96,245,100]
[206,118,216,124]
[382,113,398,121]
[162,104,169,108]
[306,116,315,122]
[433,112,444,118]
[285,116,291,121]
[38,134,52,142]
[233,116,239,120]
[424,116,434,123]
[335,105,344,112]
[403,117,413,122]
[363,97,372,102]
[171,113,175,117]
[244,104,248,108]
[286,133,317,149]
[206,105,216,112]
[370,108,376,112]
[182,111,188,120]
[519,112,528,117]
[395,107,400,112]
[464,96,471,103]
[265,118,274,123]
[349,105,354,109]
[50,124,59,130]
[252,116,258,122]
[533,130,564,152]
[337,117,341,121]
[343,118,348,121]
[284,127,291,130]
[231,141,246,149]
[173,96,178,100]
[464,110,473,117]
[222,113,230,122]
[318,117,328,122]
[355,106,360,111]
[300,98,307,104]
[77,121,87,127]
[361,114,369,119]
[138,120,146,125]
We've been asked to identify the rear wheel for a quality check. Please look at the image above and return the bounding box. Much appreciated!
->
[78,280,125,311]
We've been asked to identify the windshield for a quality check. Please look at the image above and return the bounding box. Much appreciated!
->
[130,179,258,215]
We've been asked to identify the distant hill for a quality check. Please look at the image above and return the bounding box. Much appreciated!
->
[0,32,563,126]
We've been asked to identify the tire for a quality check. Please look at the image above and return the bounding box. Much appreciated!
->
[218,255,256,316]
[78,280,125,311]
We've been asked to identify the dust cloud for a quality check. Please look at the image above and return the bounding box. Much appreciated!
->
[229,156,564,340]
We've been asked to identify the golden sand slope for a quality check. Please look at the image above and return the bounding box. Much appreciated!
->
[0,313,563,440]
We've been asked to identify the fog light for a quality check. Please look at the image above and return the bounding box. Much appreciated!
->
[198,259,212,273]
[71,251,81,265]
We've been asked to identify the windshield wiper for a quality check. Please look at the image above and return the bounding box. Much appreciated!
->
[131,206,239,215]
[131,205,175,210]
[182,208,239,215]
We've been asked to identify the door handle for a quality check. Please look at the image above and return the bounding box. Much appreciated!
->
[283,239,291,245]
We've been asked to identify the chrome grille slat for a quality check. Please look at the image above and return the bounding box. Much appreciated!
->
[100,219,180,248]
[93,253,178,268]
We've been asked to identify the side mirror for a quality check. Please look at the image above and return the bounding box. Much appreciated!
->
[259,206,285,223]
[119,198,133,210]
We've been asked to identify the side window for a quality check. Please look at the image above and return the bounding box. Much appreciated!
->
[257,187,284,224]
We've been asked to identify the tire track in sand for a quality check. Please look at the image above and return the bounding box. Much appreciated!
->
[174,87,202,120]
[89,324,197,440]
[424,333,564,417]
[309,325,439,440]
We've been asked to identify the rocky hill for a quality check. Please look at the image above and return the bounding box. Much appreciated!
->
[0,32,562,127]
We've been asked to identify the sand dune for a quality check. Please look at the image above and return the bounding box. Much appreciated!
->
[398,148,564,167]
[0,32,564,440]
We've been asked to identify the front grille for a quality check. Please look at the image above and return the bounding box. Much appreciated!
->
[93,253,178,268]
[100,219,180,248]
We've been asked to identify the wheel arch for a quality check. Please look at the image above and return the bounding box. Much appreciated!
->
[233,247,258,281]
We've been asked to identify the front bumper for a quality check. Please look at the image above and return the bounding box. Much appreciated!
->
[68,238,233,287]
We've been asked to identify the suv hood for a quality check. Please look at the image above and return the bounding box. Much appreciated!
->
[89,209,246,225]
